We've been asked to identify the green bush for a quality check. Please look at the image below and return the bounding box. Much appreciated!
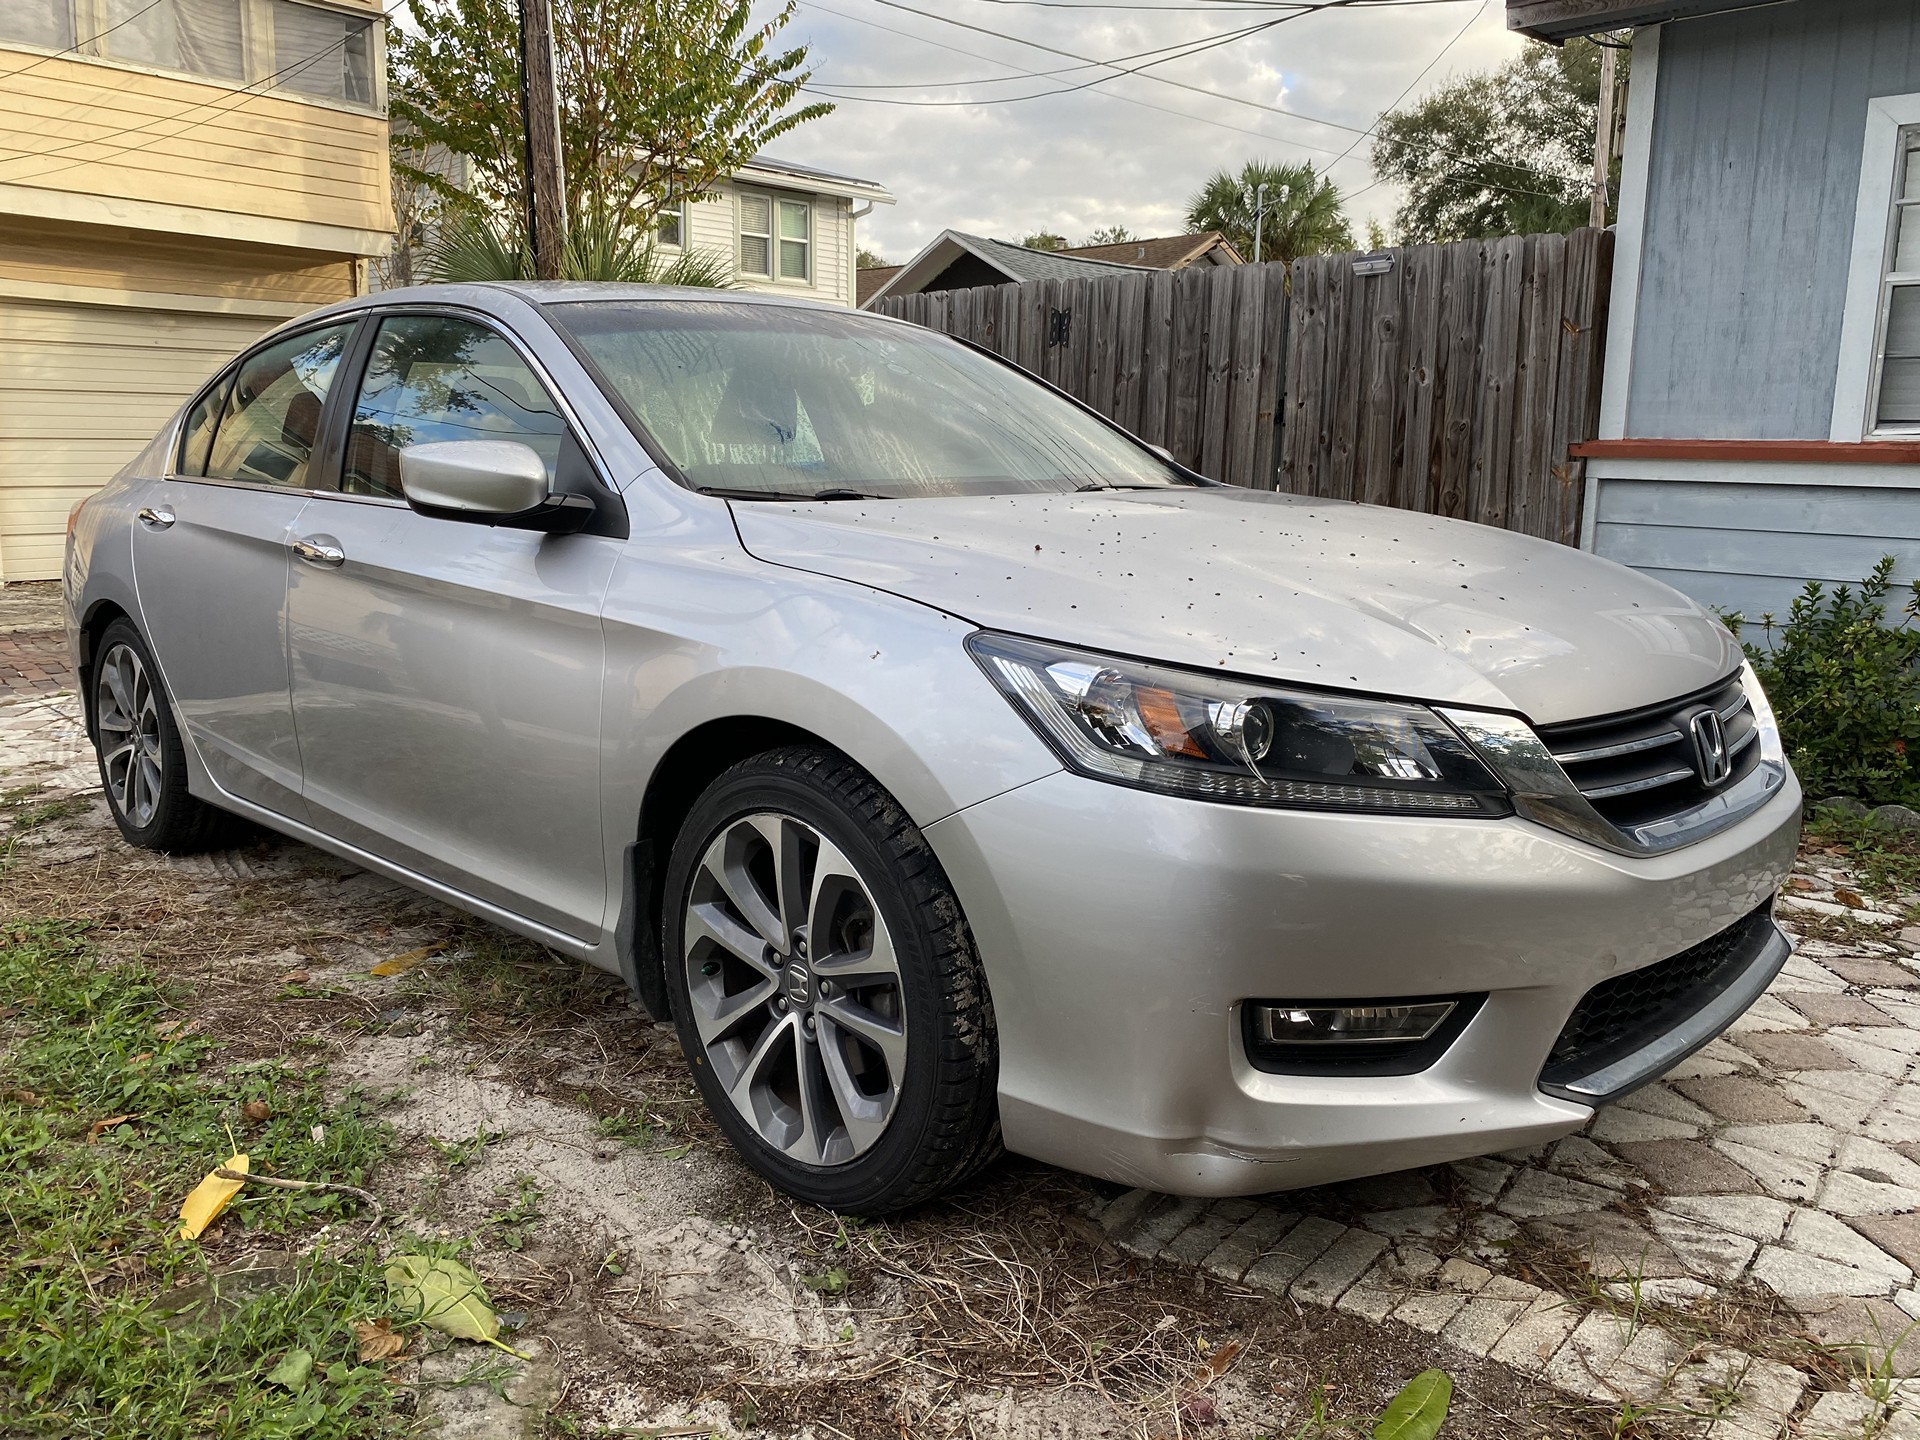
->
[1727,556,1920,806]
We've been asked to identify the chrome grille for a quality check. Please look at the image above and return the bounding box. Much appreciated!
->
[1535,674,1761,831]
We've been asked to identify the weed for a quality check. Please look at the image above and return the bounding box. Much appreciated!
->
[8,796,89,832]
[484,1175,544,1252]
[0,921,403,1438]
[1805,811,1920,904]
[429,1127,503,1171]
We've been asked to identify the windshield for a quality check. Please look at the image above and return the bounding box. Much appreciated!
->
[551,300,1193,500]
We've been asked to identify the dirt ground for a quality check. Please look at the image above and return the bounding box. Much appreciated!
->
[0,690,1610,1439]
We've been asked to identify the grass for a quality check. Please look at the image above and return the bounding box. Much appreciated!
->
[1804,811,1920,907]
[0,920,406,1439]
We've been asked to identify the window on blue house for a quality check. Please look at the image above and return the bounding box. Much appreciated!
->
[1876,130,1920,428]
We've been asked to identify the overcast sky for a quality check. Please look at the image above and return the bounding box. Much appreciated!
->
[749,0,1526,264]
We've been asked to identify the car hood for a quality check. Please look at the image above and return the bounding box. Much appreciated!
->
[729,486,1740,725]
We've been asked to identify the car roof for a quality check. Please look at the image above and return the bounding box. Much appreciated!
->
[345,281,867,314]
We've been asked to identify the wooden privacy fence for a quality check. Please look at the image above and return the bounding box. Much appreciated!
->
[869,261,1292,493]
[869,227,1613,546]
[1282,228,1614,546]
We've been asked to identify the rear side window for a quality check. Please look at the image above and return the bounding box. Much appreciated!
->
[343,315,567,500]
[205,323,355,489]
[176,369,233,477]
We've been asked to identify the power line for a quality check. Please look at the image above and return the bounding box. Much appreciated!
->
[0,0,169,84]
[0,13,394,182]
[1321,0,1487,173]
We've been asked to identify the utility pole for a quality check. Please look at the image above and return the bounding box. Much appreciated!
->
[518,0,567,280]
[1253,183,1267,265]
[1590,41,1619,231]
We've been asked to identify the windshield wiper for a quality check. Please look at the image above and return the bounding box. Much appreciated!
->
[697,485,882,502]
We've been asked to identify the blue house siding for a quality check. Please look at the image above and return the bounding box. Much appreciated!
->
[1591,474,1920,621]
[1628,0,1920,440]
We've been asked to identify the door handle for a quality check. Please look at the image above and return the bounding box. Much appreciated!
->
[291,535,345,568]
[137,506,175,529]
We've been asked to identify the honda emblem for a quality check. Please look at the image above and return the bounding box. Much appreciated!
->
[1688,709,1732,788]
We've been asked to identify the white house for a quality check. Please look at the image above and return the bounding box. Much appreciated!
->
[657,154,894,309]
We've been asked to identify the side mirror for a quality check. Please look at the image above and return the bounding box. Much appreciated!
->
[398,440,594,533]
[1145,442,1175,464]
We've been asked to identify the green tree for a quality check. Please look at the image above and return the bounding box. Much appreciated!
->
[1019,230,1069,252]
[389,0,828,241]
[1370,37,1625,243]
[856,247,892,269]
[1183,160,1353,267]
[1083,225,1138,246]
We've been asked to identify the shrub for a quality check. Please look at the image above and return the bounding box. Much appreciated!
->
[1726,556,1920,806]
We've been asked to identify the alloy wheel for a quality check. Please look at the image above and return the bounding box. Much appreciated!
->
[96,642,163,829]
[682,812,908,1168]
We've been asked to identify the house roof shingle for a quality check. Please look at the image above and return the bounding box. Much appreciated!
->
[1055,232,1244,269]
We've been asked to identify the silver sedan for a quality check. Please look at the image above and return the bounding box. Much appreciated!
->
[64,283,1802,1213]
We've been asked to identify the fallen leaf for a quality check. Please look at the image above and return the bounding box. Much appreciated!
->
[1373,1368,1452,1440]
[353,1318,406,1363]
[7,1090,42,1106]
[385,1254,501,1344]
[1178,1394,1222,1427]
[179,1153,248,1240]
[85,1114,137,1143]
[1190,1340,1242,1391]
[368,943,446,978]
[243,1100,272,1123]
[265,1348,313,1390]
[1836,888,1866,909]
[279,969,310,985]
[153,1018,198,1041]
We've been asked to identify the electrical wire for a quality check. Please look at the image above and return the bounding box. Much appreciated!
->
[1320,0,1487,173]
[0,12,395,182]
[0,0,169,84]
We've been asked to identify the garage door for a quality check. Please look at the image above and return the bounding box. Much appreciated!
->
[0,299,275,582]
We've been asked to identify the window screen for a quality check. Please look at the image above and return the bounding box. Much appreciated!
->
[738,194,772,278]
[205,324,353,488]
[343,315,566,500]
[657,201,685,249]
[273,0,374,105]
[0,2,75,49]
[1877,130,1920,427]
[101,0,245,81]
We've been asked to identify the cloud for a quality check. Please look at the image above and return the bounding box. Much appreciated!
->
[753,0,1525,264]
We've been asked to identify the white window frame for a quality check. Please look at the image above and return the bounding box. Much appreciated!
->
[736,188,813,286]
[655,197,687,250]
[1833,91,1920,440]
[774,196,812,286]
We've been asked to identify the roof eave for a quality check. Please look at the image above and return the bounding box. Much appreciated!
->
[1506,0,1766,40]
[733,161,895,206]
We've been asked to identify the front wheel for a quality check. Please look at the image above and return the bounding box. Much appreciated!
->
[662,747,1000,1214]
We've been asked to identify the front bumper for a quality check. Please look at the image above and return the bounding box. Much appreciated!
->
[924,765,1802,1197]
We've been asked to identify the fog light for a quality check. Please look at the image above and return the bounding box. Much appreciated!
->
[1254,1001,1457,1046]
[1241,994,1486,1077]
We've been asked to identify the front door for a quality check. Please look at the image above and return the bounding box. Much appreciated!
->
[285,312,615,941]
[130,321,357,818]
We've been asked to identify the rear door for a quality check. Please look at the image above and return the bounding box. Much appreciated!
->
[130,320,359,819]
[285,309,618,941]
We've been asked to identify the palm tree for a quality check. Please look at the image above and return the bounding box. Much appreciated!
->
[1185,160,1354,267]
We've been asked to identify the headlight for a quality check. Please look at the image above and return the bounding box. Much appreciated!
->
[967,632,1512,816]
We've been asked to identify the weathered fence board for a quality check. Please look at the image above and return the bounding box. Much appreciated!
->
[1283,228,1614,546]
[871,259,1292,492]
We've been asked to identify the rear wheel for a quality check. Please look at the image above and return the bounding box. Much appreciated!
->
[663,746,1000,1214]
[92,619,236,853]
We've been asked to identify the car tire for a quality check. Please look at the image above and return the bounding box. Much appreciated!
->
[663,745,1001,1214]
[91,618,238,854]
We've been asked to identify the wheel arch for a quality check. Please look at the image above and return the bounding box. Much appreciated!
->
[75,598,135,736]
[620,715,842,1019]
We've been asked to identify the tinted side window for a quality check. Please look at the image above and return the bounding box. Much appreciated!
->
[344,315,567,500]
[177,369,233,476]
[205,324,354,489]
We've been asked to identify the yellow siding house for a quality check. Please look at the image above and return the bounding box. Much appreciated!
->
[0,0,392,581]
